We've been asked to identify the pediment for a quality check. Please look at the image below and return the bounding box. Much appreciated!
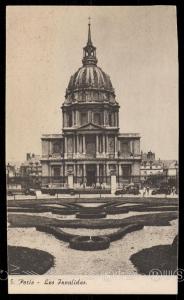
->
[77,122,104,131]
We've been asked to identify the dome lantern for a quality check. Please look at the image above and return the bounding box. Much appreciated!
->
[65,20,117,104]
[82,18,98,66]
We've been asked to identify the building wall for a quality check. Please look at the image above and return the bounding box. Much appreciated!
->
[132,161,141,176]
[42,163,49,176]
[133,140,140,155]
[42,140,49,156]
[167,169,177,176]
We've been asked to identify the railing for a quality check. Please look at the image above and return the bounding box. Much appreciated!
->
[42,152,142,160]
[7,174,178,193]
[66,153,74,159]
[117,174,178,189]
[73,176,111,186]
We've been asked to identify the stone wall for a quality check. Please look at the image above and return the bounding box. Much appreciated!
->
[132,161,141,176]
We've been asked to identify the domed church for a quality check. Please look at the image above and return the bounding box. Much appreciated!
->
[41,22,141,191]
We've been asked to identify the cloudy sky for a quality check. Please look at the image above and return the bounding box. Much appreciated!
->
[6,5,178,162]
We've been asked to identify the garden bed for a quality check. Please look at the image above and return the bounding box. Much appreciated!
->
[8,246,54,275]
[8,211,178,229]
[36,223,144,245]
[130,243,177,275]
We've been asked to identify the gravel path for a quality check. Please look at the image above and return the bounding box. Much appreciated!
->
[105,211,170,219]
[7,219,178,275]
[76,203,105,207]
[8,212,76,220]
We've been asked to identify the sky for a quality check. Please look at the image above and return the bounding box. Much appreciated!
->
[6,6,178,162]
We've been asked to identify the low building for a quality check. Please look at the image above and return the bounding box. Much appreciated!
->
[140,151,163,176]
[163,160,178,177]
[6,163,17,177]
[19,153,42,177]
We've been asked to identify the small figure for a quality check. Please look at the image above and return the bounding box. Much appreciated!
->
[143,186,146,197]
[146,186,150,196]
[172,186,176,196]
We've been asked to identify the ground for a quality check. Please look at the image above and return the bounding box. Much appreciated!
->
[7,196,178,275]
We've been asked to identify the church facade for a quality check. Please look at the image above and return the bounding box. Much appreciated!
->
[41,23,141,189]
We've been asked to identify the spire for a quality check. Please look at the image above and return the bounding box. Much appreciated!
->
[87,17,92,45]
[82,18,98,66]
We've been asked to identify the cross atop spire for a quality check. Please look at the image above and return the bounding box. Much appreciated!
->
[82,19,98,66]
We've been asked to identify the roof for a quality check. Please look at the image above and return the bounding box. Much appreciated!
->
[118,133,141,138]
[162,160,178,169]
[76,122,104,131]
[41,134,63,139]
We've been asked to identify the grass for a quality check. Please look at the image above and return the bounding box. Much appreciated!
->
[7,196,178,207]
[8,246,54,275]
[8,211,178,228]
[130,243,177,275]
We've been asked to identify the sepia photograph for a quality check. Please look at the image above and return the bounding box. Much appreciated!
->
[6,5,178,294]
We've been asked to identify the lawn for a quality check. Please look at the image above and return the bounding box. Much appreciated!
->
[8,246,55,275]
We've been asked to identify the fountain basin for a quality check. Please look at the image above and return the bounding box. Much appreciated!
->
[69,236,110,251]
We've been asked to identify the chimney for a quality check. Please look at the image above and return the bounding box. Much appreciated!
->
[26,153,31,161]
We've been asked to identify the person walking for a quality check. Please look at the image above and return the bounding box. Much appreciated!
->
[172,186,176,196]
[146,186,150,196]
[143,186,146,197]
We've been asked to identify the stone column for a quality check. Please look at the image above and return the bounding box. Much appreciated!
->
[118,164,122,176]
[76,110,79,126]
[103,135,105,156]
[83,164,86,177]
[91,111,94,123]
[96,135,99,157]
[117,111,119,127]
[77,164,79,176]
[103,110,106,126]
[64,137,67,159]
[130,141,133,156]
[62,111,64,129]
[76,164,80,187]
[72,111,75,127]
[68,173,74,189]
[111,174,117,195]
[115,112,116,127]
[73,135,75,157]
[96,164,99,184]
[63,112,66,128]
[115,136,118,158]
[103,164,106,186]
[88,111,92,123]
[106,135,109,157]
[73,164,76,177]
[76,135,79,156]
[83,164,86,186]
[83,135,86,154]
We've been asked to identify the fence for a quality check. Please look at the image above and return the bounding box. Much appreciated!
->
[7,174,178,193]
[117,174,178,189]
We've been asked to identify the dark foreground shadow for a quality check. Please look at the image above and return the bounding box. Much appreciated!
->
[130,237,177,275]
[8,246,54,275]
